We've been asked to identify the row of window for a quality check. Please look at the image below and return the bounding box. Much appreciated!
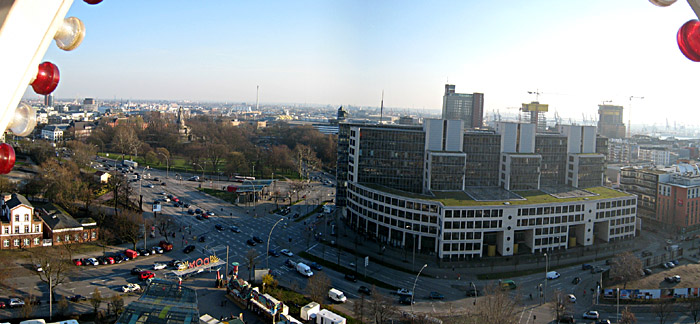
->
[596,208,635,219]
[443,231,482,240]
[3,237,40,247]
[349,183,439,213]
[445,209,504,218]
[518,204,583,216]
[348,203,439,234]
[12,214,32,222]
[609,216,635,226]
[444,220,502,230]
[534,235,567,246]
[535,226,567,236]
[443,242,481,252]
[516,214,585,226]
[596,199,636,209]
[3,224,41,234]
[609,226,634,236]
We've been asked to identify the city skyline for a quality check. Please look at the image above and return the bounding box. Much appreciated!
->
[25,0,700,125]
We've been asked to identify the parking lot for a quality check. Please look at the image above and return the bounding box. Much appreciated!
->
[608,259,700,289]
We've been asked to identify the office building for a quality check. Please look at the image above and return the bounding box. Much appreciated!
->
[620,166,670,228]
[597,104,626,139]
[336,120,635,261]
[82,98,98,112]
[441,84,483,128]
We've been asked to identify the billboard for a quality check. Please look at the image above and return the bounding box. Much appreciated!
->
[152,203,161,212]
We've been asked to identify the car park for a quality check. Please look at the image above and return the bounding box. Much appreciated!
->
[428,292,444,299]
[582,311,600,320]
[358,286,372,295]
[230,226,241,233]
[280,249,293,257]
[122,283,141,293]
[184,245,196,253]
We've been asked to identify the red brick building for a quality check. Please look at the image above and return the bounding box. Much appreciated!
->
[0,193,44,249]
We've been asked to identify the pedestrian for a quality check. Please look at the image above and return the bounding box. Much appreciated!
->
[529,293,533,300]
[583,289,586,296]
[533,315,536,320]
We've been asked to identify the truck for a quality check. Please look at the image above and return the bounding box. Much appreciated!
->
[296,262,314,277]
[159,241,173,252]
[122,160,138,168]
[328,288,347,303]
[125,249,138,259]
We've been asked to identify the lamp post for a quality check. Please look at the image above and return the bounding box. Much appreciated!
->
[243,179,257,217]
[544,253,549,304]
[405,225,416,272]
[470,282,478,305]
[411,264,428,313]
[266,218,285,270]
[193,163,204,180]
[157,152,170,179]
[617,288,620,324]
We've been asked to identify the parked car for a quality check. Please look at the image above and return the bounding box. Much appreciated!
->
[572,277,581,285]
[253,236,264,243]
[582,311,600,320]
[137,248,150,256]
[546,271,561,280]
[398,295,414,305]
[428,292,444,299]
[345,274,358,282]
[67,295,86,302]
[86,258,99,266]
[153,263,167,270]
[131,267,145,275]
[309,262,323,271]
[397,288,413,296]
[195,209,202,214]
[642,251,653,257]
[199,236,206,242]
[153,246,164,254]
[215,224,224,231]
[188,209,195,215]
[230,226,241,233]
[581,264,593,270]
[206,211,215,216]
[139,271,155,281]
[122,283,141,293]
[284,259,295,268]
[196,215,204,220]
[356,286,372,296]
[644,268,653,275]
[596,320,611,324]
[280,249,293,257]
[591,266,604,273]
[568,294,577,303]
[246,239,257,246]
[268,249,280,257]
[183,203,190,208]
[184,245,196,253]
[9,298,25,308]
[558,314,575,323]
[671,260,680,266]
[73,259,82,266]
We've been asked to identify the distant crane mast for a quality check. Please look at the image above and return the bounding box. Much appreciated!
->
[379,90,384,124]
[527,89,542,102]
[629,96,644,138]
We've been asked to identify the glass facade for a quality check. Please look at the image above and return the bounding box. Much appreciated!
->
[463,132,500,186]
[536,134,567,186]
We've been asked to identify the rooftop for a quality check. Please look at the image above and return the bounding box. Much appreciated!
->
[116,279,199,324]
[360,183,631,207]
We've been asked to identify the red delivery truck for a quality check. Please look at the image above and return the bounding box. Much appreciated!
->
[159,241,173,252]
[125,249,138,259]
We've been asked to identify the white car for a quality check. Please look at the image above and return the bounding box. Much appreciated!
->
[568,294,577,303]
[86,258,99,266]
[35,264,43,272]
[162,197,170,202]
[9,298,25,308]
[546,271,560,280]
[153,263,167,270]
[121,283,141,293]
[582,311,599,319]
[280,249,293,257]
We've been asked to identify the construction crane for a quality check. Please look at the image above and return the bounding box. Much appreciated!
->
[528,89,543,102]
[629,96,644,138]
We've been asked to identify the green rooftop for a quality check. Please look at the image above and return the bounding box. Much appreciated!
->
[360,184,632,207]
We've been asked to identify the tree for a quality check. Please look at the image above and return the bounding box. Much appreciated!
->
[353,293,367,323]
[20,296,36,319]
[369,286,397,324]
[262,273,275,293]
[224,151,249,178]
[654,300,673,324]
[621,306,637,324]
[610,251,643,289]
[0,176,17,193]
[30,245,75,302]
[552,289,567,323]
[155,215,176,242]
[244,249,259,282]
[90,287,102,314]
[67,140,97,169]
[144,151,158,165]
[113,124,140,159]
[479,283,520,324]
[110,294,124,316]
[113,209,144,250]
[57,298,69,316]
[306,272,331,303]
[205,142,228,172]
[689,296,700,324]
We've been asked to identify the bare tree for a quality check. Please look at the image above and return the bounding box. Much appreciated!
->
[113,209,144,250]
[306,272,331,303]
[110,294,125,316]
[654,300,673,324]
[369,286,397,324]
[689,297,700,324]
[288,181,305,203]
[353,294,367,324]
[610,251,643,289]
[479,283,521,324]
[244,249,259,282]
[552,289,567,322]
[30,246,74,300]
[155,215,176,242]
[58,298,69,316]
[621,306,637,324]
[20,296,36,319]
[90,287,102,314]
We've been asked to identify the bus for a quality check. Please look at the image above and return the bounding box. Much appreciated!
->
[234,175,256,182]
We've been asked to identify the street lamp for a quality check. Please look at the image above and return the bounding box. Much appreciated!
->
[157,152,170,179]
[193,163,204,180]
[470,282,478,305]
[243,179,257,217]
[266,218,285,270]
[544,253,549,304]
[617,288,620,324]
[405,225,417,272]
[411,264,428,313]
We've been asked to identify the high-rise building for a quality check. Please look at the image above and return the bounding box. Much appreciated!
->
[441,84,483,128]
[597,104,626,139]
[336,120,635,260]
[82,98,97,112]
[44,94,53,107]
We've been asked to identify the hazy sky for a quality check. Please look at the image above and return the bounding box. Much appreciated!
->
[34,0,700,125]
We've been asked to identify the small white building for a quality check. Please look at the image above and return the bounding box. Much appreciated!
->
[300,302,320,321]
[41,124,69,141]
[315,309,345,324]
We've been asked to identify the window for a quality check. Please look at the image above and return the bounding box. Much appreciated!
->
[56,236,61,243]
[14,215,18,222]
[2,240,8,247]
[33,238,40,245]
[23,238,30,246]
[24,214,29,221]
[14,226,19,234]
[35,225,40,232]
[24,225,29,233]
[3,227,7,234]
[13,239,19,247]
[83,232,88,239]
[91,232,96,239]
[65,235,70,242]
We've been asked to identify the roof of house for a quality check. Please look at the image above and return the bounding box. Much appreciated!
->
[5,193,33,210]
[38,208,82,231]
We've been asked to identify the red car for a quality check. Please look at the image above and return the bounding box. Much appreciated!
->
[0,301,5,308]
[106,257,115,264]
[73,259,82,266]
[172,197,179,203]
[139,271,155,281]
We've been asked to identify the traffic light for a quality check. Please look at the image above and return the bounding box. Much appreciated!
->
[650,0,700,61]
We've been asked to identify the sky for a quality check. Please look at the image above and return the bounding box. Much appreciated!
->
[33,0,700,126]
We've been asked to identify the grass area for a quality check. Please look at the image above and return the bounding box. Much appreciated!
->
[266,286,361,324]
[363,183,631,207]
[475,260,585,280]
[299,251,400,291]
[198,188,239,204]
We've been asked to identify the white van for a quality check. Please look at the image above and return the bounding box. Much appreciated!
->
[328,288,347,303]
[296,262,314,277]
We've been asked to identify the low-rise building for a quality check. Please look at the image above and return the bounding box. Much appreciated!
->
[37,206,98,245]
[0,193,44,249]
